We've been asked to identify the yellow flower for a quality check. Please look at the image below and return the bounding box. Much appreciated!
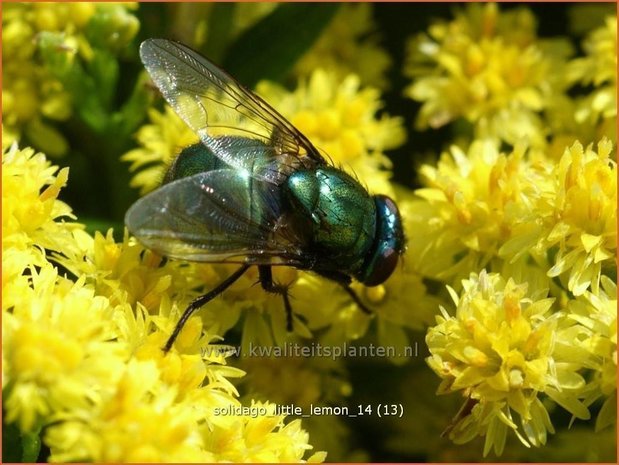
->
[404,2,571,148]
[426,270,589,455]
[566,276,616,431]
[294,4,392,88]
[257,68,405,196]
[56,228,197,313]
[45,359,218,462]
[569,16,617,142]
[123,106,199,194]
[2,144,81,278]
[569,16,617,95]
[2,3,138,156]
[3,263,126,433]
[407,140,541,285]
[546,140,616,295]
[201,400,325,463]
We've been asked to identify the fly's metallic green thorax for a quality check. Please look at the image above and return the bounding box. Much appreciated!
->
[285,168,376,275]
[126,39,406,347]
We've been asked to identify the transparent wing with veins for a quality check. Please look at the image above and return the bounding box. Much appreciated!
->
[125,169,308,266]
[139,38,326,185]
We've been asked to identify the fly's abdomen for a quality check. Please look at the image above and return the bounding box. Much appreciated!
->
[285,168,376,271]
[164,143,229,183]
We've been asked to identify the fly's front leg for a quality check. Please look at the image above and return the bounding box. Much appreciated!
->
[317,270,373,315]
[258,265,294,331]
[339,284,372,315]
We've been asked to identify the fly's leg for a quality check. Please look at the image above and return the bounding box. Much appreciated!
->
[338,283,372,315]
[317,270,373,315]
[163,264,250,353]
[258,265,294,331]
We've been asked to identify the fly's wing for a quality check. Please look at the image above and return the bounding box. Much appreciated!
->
[139,38,326,185]
[125,169,307,266]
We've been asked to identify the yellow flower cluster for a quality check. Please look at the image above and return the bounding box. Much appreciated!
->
[2,3,139,156]
[408,6,617,450]
[406,8,616,449]
[414,137,616,442]
[123,106,198,195]
[404,3,571,148]
[2,144,324,462]
[408,137,616,294]
[566,276,617,432]
[568,16,617,143]
[294,4,392,89]
[407,141,541,288]
[426,271,589,456]
[547,141,616,289]
[257,68,405,197]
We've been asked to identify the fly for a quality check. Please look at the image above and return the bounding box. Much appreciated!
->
[125,39,405,352]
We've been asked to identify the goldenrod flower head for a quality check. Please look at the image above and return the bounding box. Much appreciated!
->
[3,263,126,433]
[2,3,138,156]
[426,270,588,454]
[294,4,392,89]
[2,144,80,274]
[404,3,571,148]
[568,16,617,142]
[123,106,199,194]
[45,359,218,462]
[407,140,536,283]
[567,276,616,431]
[569,16,617,91]
[543,139,616,296]
[57,227,197,314]
[201,400,326,463]
[257,69,405,196]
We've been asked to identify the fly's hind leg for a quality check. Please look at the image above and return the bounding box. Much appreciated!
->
[258,265,294,331]
[163,264,250,353]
